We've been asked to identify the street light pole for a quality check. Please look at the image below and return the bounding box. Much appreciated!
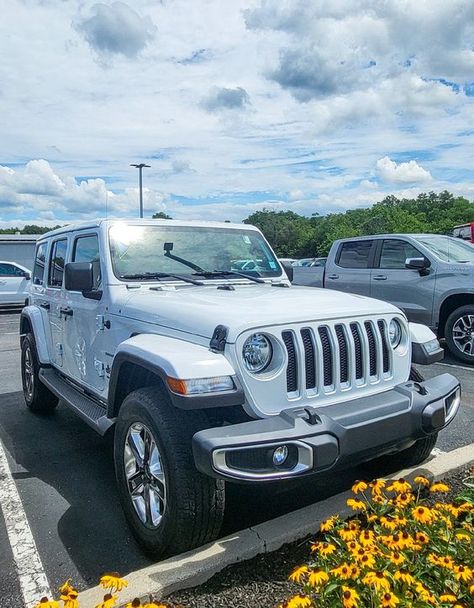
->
[130,163,151,218]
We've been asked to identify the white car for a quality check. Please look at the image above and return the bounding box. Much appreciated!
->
[20,219,459,558]
[0,261,31,307]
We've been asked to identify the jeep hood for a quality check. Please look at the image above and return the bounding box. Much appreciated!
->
[119,284,401,342]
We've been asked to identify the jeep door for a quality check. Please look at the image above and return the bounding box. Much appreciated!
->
[45,238,69,367]
[326,239,375,296]
[0,262,29,306]
[370,238,436,326]
[62,232,107,395]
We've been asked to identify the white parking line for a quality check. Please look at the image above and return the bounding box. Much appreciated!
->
[436,361,474,372]
[0,439,51,608]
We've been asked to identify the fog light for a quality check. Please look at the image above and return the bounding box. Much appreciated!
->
[272,445,289,466]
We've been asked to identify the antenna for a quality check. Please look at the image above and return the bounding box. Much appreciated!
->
[105,188,108,218]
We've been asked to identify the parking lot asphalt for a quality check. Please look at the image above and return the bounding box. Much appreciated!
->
[0,310,473,606]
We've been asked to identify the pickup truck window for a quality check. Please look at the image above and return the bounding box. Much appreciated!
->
[33,242,47,286]
[379,239,423,269]
[109,223,281,279]
[48,239,67,288]
[337,240,374,268]
[415,235,474,263]
[73,234,101,290]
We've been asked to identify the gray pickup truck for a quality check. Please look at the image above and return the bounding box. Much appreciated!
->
[292,233,474,364]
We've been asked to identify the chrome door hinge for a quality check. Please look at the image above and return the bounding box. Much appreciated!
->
[96,315,111,331]
[94,358,105,377]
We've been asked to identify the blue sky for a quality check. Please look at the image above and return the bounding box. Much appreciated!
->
[1,0,474,227]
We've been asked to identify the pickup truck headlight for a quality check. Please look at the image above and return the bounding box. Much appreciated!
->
[242,333,273,373]
[389,319,403,348]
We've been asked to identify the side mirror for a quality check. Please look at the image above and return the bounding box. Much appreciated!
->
[281,261,294,282]
[65,262,94,292]
[405,257,431,271]
[23,271,31,280]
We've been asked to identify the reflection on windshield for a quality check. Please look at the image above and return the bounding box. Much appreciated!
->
[109,223,281,280]
[416,236,474,263]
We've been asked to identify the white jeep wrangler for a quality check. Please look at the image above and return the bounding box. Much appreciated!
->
[20,219,460,557]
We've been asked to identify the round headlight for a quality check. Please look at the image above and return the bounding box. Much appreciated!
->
[242,333,273,373]
[388,319,402,348]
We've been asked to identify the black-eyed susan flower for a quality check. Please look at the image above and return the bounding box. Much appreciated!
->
[393,492,414,507]
[429,482,450,493]
[100,574,128,593]
[349,565,360,580]
[381,592,400,607]
[414,475,430,487]
[352,480,368,494]
[394,570,417,586]
[359,530,376,547]
[287,594,311,608]
[341,586,360,608]
[307,569,329,588]
[355,550,376,569]
[415,582,436,604]
[387,478,411,494]
[363,571,391,593]
[331,563,353,580]
[439,593,458,603]
[95,594,118,608]
[347,498,367,511]
[289,565,309,583]
[388,551,405,566]
[412,505,436,524]
[455,531,471,542]
[34,599,59,608]
[370,479,386,495]
[320,515,338,532]
[454,565,473,583]
[63,590,79,608]
[415,531,430,545]
[125,600,141,608]
[311,542,336,557]
[339,521,360,541]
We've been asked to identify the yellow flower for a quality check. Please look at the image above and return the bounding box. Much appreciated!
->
[352,480,368,494]
[394,570,417,586]
[95,594,118,608]
[289,565,309,583]
[34,599,59,608]
[320,515,338,532]
[363,571,391,593]
[393,492,414,507]
[341,586,360,608]
[100,574,128,593]
[59,580,75,596]
[287,595,311,608]
[430,482,450,493]
[339,521,360,541]
[387,478,411,493]
[353,549,376,569]
[439,594,458,603]
[331,563,353,580]
[311,542,336,557]
[388,551,405,566]
[370,479,386,495]
[307,569,329,588]
[415,531,430,545]
[381,592,400,608]
[454,565,473,583]
[125,601,142,608]
[412,506,436,524]
[350,565,361,580]
[347,498,366,511]
[64,600,79,608]
[414,475,430,487]
[415,583,436,604]
[380,516,398,531]
[359,530,376,547]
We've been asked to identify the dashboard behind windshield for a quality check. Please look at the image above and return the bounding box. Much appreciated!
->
[109,224,282,279]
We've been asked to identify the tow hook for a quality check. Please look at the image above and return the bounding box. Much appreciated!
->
[304,407,321,425]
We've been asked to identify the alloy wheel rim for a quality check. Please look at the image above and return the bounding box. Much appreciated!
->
[124,422,166,528]
[452,314,474,356]
[24,346,34,399]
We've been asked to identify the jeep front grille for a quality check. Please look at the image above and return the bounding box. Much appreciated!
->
[282,319,392,396]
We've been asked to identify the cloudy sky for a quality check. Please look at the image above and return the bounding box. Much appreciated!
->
[1,0,474,227]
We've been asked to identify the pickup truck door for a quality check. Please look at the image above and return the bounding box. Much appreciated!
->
[325,239,375,296]
[62,233,107,395]
[370,238,435,326]
[0,262,29,305]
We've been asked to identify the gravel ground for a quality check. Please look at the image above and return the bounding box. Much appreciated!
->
[165,467,473,608]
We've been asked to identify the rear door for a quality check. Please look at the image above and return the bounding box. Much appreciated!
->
[45,238,69,368]
[370,238,435,325]
[0,263,29,305]
[326,239,375,296]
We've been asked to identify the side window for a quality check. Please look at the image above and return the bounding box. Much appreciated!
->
[379,240,424,269]
[337,240,374,269]
[33,243,47,285]
[72,234,101,290]
[48,240,68,288]
[0,263,23,277]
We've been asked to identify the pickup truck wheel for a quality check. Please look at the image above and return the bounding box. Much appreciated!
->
[445,305,474,364]
[114,386,225,558]
[21,333,58,413]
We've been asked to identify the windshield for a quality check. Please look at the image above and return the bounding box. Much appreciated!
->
[109,223,282,280]
[415,235,474,263]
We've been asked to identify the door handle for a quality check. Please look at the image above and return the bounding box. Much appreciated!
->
[327,274,339,280]
[39,301,50,310]
[60,306,73,317]
[373,275,387,281]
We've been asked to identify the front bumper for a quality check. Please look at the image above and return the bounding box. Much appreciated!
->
[192,373,460,482]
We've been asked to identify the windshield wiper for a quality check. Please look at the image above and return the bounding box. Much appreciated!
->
[120,272,204,285]
[193,270,265,284]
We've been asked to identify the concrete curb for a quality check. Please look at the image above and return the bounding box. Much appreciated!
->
[79,444,474,607]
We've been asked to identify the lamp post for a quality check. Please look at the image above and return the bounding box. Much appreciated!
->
[130,163,151,218]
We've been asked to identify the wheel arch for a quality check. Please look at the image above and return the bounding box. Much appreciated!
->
[20,306,51,365]
[438,293,474,337]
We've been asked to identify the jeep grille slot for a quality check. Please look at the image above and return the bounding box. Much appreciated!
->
[300,328,316,389]
[282,331,298,393]
[282,317,394,398]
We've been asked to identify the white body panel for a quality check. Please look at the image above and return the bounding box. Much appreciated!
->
[0,261,30,306]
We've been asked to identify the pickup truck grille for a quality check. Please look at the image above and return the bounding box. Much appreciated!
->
[282,319,392,396]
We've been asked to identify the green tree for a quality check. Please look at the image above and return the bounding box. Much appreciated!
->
[152,211,172,219]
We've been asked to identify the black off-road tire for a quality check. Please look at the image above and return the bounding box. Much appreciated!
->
[114,386,225,558]
[445,305,474,364]
[385,367,438,469]
[21,333,58,413]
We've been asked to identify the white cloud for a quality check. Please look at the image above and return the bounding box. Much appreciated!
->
[376,156,432,183]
